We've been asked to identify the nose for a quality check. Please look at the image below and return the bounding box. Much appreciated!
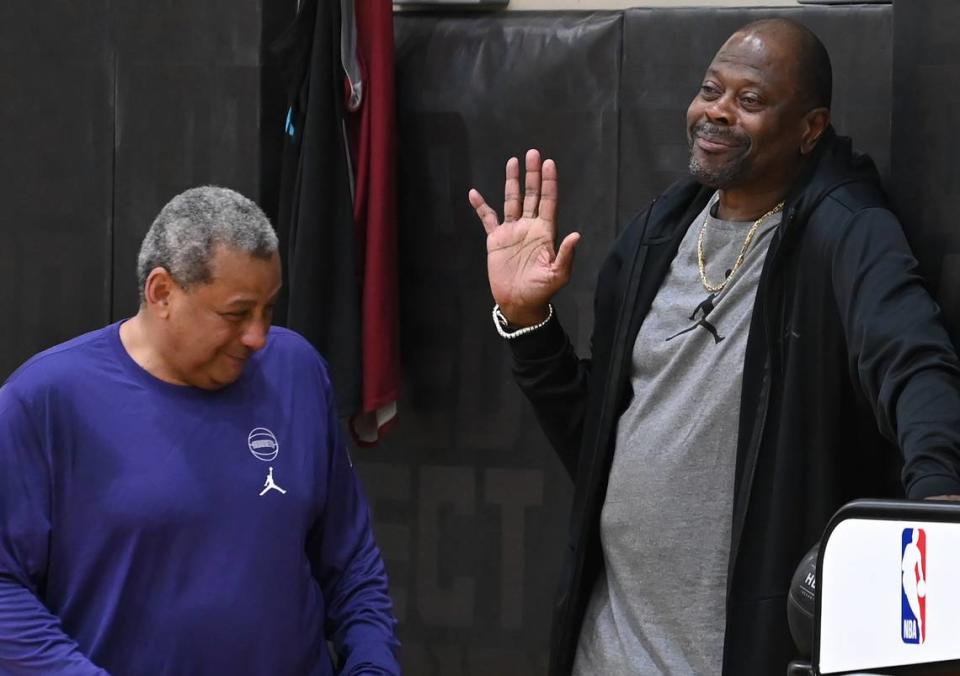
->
[240,318,269,352]
[704,94,733,125]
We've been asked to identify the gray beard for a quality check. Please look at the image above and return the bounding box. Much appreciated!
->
[688,152,749,189]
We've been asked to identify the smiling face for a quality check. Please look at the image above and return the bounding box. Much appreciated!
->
[156,245,282,389]
[686,27,813,193]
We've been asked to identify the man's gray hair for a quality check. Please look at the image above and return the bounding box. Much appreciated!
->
[136,186,279,303]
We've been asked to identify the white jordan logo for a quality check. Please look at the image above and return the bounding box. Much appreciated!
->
[259,466,287,496]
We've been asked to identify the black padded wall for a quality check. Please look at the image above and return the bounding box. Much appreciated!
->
[892,0,960,345]
[0,2,114,377]
[110,1,264,317]
[363,14,623,673]
[0,1,268,371]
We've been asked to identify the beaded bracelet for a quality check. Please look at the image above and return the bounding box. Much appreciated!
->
[492,303,554,340]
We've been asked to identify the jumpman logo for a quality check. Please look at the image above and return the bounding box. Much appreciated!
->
[259,467,287,496]
[665,292,726,344]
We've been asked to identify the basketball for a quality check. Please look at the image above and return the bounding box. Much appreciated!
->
[248,427,279,461]
[917,579,926,598]
[787,542,820,658]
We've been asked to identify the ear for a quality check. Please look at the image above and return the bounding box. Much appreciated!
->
[800,108,831,155]
[143,267,178,318]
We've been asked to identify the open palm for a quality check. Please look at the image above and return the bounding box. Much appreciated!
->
[469,149,580,327]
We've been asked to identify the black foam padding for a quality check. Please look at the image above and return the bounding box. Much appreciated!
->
[111,62,261,317]
[394,12,623,353]
[112,1,260,65]
[110,0,262,318]
[376,12,623,672]
[0,1,114,377]
[891,0,960,346]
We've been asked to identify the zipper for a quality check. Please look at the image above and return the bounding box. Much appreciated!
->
[726,204,795,597]
[593,202,656,461]
[582,201,655,506]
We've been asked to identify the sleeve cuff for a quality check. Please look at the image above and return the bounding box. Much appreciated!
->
[339,641,401,675]
[506,309,569,362]
[906,473,960,499]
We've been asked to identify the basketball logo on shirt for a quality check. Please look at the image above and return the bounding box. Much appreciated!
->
[665,292,726,344]
[248,427,279,462]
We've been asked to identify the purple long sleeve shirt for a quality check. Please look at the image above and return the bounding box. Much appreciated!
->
[0,323,399,675]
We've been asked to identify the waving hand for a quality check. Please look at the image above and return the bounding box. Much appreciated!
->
[468,149,581,327]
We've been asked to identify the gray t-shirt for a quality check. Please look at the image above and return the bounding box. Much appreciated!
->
[572,194,782,675]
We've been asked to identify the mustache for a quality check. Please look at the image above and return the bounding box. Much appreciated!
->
[690,121,750,147]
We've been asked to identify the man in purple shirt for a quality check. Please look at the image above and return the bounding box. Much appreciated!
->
[0,186,400,674]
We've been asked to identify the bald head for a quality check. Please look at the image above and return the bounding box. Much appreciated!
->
[686,16,833,199]
[730,18,832,110]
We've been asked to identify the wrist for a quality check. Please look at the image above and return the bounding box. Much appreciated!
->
[496,304,550,328]
[493,303,553,340]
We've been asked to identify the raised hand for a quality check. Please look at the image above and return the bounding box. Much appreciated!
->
[469,149,580,327]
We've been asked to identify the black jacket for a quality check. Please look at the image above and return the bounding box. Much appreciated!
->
[509,130,960,675]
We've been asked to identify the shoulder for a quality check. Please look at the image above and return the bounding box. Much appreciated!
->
[257,327,333,390]
[798,183,914,279]
[245,328,339,416]
[264,326,322,358]
[4,324,117,398]
[811,190,903,248]
[818,181,889,222]
[263,326,327,366]
[801,133,897,241]
[1,324,118,431]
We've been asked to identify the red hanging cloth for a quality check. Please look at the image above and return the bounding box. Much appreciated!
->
[347,0,399,444]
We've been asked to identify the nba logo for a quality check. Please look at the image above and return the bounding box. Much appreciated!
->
[901,527,927,644]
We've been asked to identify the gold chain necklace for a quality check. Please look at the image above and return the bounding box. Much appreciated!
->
[697,200,784,293]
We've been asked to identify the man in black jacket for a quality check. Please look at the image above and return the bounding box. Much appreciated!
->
[469,18,960,675]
